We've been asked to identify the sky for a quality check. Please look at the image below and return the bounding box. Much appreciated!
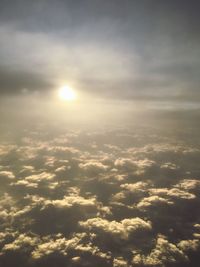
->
[0,0,200,104]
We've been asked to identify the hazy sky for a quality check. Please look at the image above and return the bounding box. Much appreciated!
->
[0,0,200,103]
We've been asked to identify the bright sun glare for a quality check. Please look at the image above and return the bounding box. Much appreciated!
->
[58,86,77,101]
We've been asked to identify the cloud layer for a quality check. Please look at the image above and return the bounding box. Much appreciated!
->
[0,123,200,267]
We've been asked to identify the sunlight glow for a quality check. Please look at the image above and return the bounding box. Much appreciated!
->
[58,86,77,101]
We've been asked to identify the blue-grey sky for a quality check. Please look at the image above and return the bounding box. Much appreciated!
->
[0,0,200,102]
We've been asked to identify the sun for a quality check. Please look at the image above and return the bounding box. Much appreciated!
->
[58,86,77,101]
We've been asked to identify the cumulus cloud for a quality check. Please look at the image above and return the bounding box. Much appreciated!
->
[80,217,152,240]
[113,257,128,267]
[137,195,173,209]
[114,158,157,176]
[120,181,151,193]
[31,233,84,259]
[175,179,200,191]
[2,234,39,252]
[24,172,55,182]
[160,162,179,170]
[11,179,38,188]
[0,193,15,223]
[0,170,15,180]
[177,239,200,252]
[19,165,35,175]
[149,188,196,200]
[79,160,109,176]
[193,224,200,239]
[132,235,188,266]
[49,195,97,209]
[0,126,200,267]
[23,194,98,213]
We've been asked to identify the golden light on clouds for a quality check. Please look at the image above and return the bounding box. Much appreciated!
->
[58,86,77,101]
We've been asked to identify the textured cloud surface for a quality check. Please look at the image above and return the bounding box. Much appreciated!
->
[0,120,200,267]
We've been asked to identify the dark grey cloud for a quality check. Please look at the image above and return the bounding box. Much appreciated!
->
[0,0,200,103]
[0,67,52,94]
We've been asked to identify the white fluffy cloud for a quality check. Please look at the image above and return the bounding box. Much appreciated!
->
[132,235,188,266]
[137,195,173,209]
[80,217,152,240]
[32,234,84,259]
[25,172,55,182]
[2,234,39,252]
[175,179,200,191]
[120,181,151,192]
[0,171,15,179]
[149,188,196,200]
[79,160,109,174]
[114,158,156,175]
